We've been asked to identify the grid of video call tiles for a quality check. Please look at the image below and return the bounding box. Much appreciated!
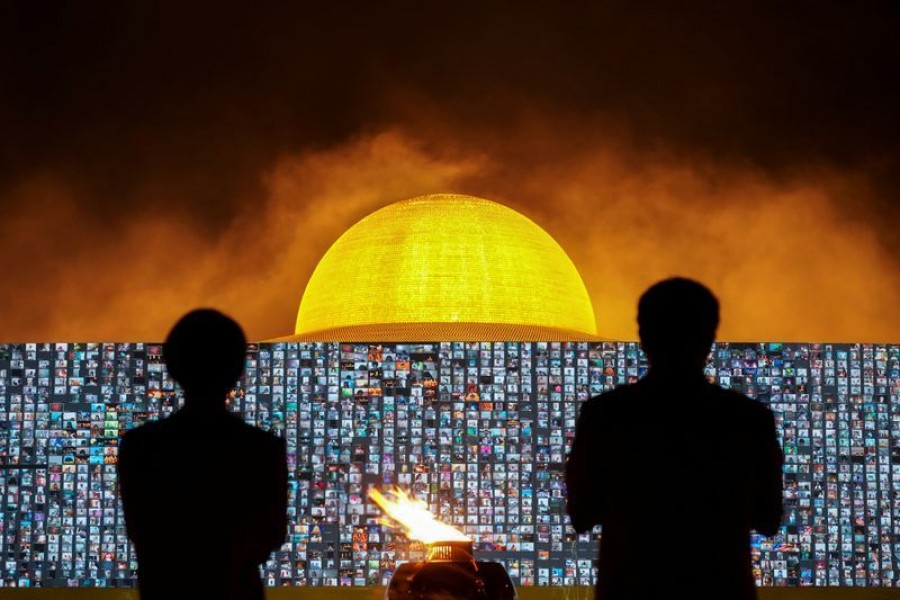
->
[0,342,898,588]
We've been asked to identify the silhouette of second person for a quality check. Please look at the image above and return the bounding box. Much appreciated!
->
[118,309,287,600]
[566,278,783,600]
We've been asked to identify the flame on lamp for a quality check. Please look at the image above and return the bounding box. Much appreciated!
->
[368,486,469,544]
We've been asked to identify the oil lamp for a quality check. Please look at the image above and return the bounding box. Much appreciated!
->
[386,539,516,600]
[369,487,517,600]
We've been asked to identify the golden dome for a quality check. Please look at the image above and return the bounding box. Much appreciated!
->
[291,194,597,341]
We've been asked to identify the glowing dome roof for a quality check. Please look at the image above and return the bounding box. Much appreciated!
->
[290,194,597,341]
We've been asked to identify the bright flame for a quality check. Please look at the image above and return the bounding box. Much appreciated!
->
[368,486,469,543]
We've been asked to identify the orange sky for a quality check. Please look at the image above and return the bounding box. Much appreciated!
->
[3,5,898,344]
[2,128,897,343]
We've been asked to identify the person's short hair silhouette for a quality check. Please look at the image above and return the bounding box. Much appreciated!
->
[118,309,288,600]
[637,277,720,369]
[566,277,783,600]
[162,308,248,403]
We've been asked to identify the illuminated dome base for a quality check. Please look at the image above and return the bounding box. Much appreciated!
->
[275,322,603,343]
[293,194,597,342]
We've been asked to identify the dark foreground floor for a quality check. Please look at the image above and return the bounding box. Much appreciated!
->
[0,588,897,600]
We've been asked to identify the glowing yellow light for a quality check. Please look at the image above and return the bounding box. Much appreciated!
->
[294,194,597,341]
[368,486,469,543]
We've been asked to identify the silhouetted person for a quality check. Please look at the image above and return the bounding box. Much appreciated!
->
[566,278,783,600]
[118,309,287,600]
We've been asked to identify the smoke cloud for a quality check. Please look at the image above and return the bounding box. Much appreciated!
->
[1,128,895,342]
[0,3,897,342]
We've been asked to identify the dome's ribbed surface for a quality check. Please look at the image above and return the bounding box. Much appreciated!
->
[293,194,597,341]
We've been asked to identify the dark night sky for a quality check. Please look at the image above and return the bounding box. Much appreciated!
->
[1,2,898,342]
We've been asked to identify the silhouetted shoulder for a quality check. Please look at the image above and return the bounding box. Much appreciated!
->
[581,382,637,410]
[119,417,164,450]
[579,378,775,429]
[226,414,282,442]
[711,385,776,424]
[120,411,284,457]
[242,420,286,455]
[576,380,651,424]
[239,418,280,440]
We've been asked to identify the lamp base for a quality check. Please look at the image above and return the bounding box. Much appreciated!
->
[386,560,517,600]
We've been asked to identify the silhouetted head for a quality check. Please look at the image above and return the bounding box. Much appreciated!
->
[638,278,719,373]
[163,309,247,408]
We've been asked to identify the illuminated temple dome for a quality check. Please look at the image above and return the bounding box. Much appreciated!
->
[289,194,598,341]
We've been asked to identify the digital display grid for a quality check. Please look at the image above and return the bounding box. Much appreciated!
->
[0,342,898,588]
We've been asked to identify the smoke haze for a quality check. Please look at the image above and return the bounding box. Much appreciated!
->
[1,3,897,342]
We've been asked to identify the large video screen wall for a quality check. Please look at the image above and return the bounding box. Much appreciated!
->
[0,342,898,588]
